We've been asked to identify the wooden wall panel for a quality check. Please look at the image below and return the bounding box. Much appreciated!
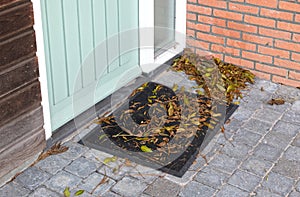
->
[0,0,45,181]
[0,2,33,40]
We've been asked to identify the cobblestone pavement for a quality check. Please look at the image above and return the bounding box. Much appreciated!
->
[1,71,300,196]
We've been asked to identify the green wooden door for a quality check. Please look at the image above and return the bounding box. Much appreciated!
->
[41,0,141,131]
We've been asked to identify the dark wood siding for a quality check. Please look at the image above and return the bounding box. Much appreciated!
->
[0,0,45,179]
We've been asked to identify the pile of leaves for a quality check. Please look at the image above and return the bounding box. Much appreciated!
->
[171,49,255,104]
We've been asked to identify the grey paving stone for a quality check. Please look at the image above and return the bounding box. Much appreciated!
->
[231,108,255,122]
[264,102,291,113]
[221,141,251,159]
[253,144,282,162]
[44,171,82,193]
[179,181,216,197]
[254,79,279,94]
[130,165,161,184]
[144,178,181,197]
[152,71,185,88]
[15,166,51,190]
[215,132,234,145]
[35,155,71,175]
[283,146,300,161]
[243,119,272,134]
[292,133,300,147]
[272,159,300,179]
[164,170,197,186]
[65,157,98,178]
[253,108,282,123]
[282,111,300,125]
[60,141,89,160]
[232,129,262,147]
[98,164,129,181]
[289,191,300,197]
[261,172,294,196]
[263,131,293,150]
[84,149,113,164]
[29,187,61,197]
[0,182,31,197]
[227,170,261,192]
[194,167,230,189]
[275,85,300,103]
[254,188,282,197]
[272,121,300,138]
[111,177,147,197]
[215,184,248,197]
[296,180,300,192]
[241,157,272,177]
[209,153,241,174]
[78,172,104,193]
[101,191,122,197]
[92,177,116,196]
[223,118,244,133]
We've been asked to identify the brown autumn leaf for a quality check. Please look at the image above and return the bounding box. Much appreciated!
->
[267,98,285,105]
[34,142,69,164]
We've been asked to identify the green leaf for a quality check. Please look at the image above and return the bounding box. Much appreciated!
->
[63,187,71,197]
[141,145,153,152]
[103,156,117,164]
[172,84,178,92]
[75,190,85,196]
[183,95,190,105]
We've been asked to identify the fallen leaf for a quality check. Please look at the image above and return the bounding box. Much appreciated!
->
[141,145,153,152]
[74,190,85,196]
[267,98,285,105]
[63,187,71,197]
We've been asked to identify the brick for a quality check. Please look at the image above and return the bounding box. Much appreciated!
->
[275,40,300,52]
[278,21,300,33]
[242,51,272,64]
[224,56,254,69]
[258,46,290,59]
[292,52,300,62]
[197,32,225,44]
[289,71,300,80]
[279,1,300,13]
[293,33,300,42]
[274,58,300,71]
[256,63,287,77]
[212,26,241,38]
[198,15,226,27]
[213,9,243,21]
[295,14,300,23]
[227,38,256,51]
[228,170,261,192]
[242,33,273,46]
[260,8,293,21]
[261,172,294,196]
[211,44,240,56]
[273,75,300,87]
[246,0,278,8]
[197,0,227,9]
[187,13,196,21]
[187,4,212,15]
[188,0,197,3]
[187,29,195,37]
[259,27,291,40]
[251,70,271,80]
[187,39,210,50]
[228,21,258,33]
[180,181,216,197]
[187,21,210,32]
[229,2,259,14]
[244,15,276,27]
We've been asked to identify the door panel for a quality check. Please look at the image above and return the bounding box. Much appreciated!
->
[41,0,141,131]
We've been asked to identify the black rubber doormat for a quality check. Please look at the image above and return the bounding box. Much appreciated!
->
[79,82,238,177]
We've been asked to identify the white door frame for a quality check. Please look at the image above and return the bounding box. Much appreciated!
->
[139,0,186,73]
[32,0,52,140]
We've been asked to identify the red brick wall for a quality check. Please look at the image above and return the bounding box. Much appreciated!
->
[187,0,300,87]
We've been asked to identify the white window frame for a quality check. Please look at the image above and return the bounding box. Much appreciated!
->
[139,0,186,73]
